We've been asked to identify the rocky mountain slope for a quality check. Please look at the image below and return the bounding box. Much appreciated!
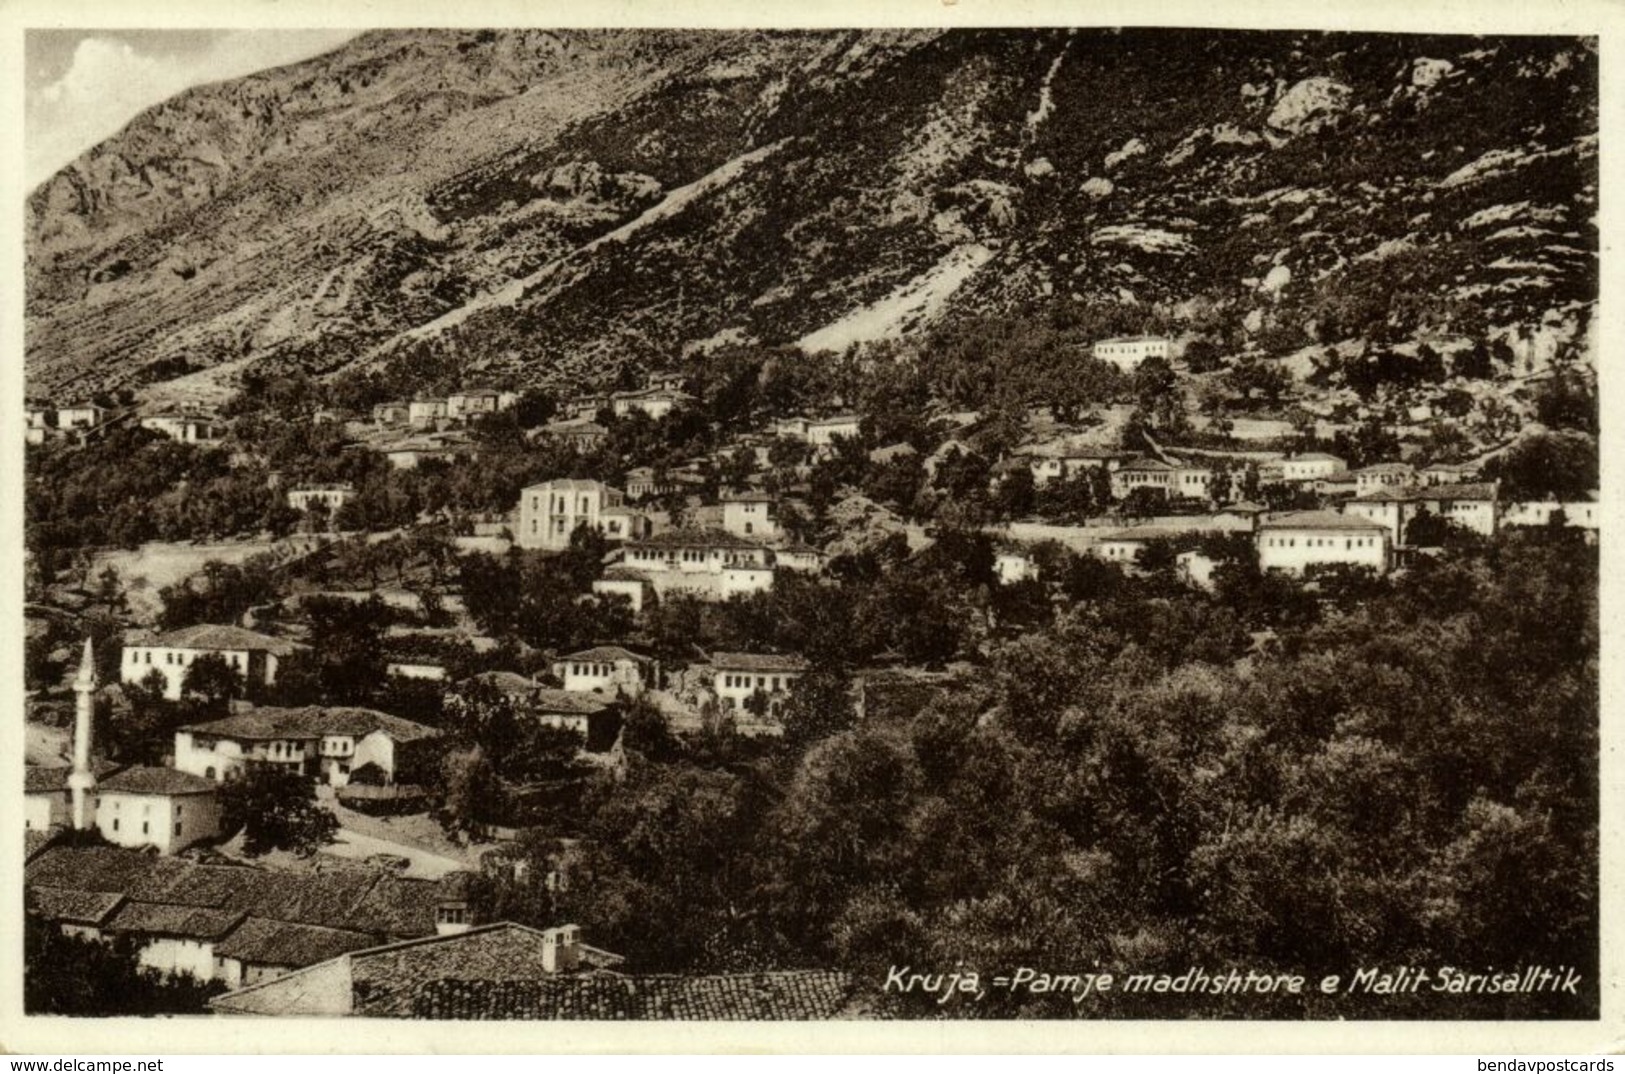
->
[26,29,1597,403]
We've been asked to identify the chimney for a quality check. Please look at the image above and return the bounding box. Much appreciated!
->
[68,638,98,830]
[541,925,581,973]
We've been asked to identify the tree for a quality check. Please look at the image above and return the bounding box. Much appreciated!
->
[780,671,855,748]
[991,465,1036,520]
[437,745,504,838]
[1485,432,1597,501]
[220,764,338,856]
[181,652,245,706]
[25,916,224,1014]
[303,594,388,703]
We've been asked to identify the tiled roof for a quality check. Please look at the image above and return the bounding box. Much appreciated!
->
[409,971,855,1020]
[525,689,613,716]
[1095,527,1187,542]
[1116,457,1176,472]
[1223,501,1269,514]
[213,916,377,967]
[709,651,810,673]
[143,624,303,657]
[28,886,126,926]
[26,845,445,939]
[107,901,245,940]
[1289,452,1345,463]
[720,490,776,502]
[100,766,218,796]
[180,705,440,743]
[628,528,764,551]
[1260,510,1388,532]
[211,923,624,1017]
[24,829,63,862]
[460,671,541,694]
[1419,481,1498,501]
[1353,463,1414,476]
[25,760,124,794]
[560,646,649,664]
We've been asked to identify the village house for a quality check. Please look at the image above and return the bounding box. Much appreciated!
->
[1314,471,1361,498]
[445,387,514,421]
[592,567,652,613]
[408,398,448,429]
[25,406,50,445]
[453,672,620,741]
[140,412,217,444]
[24,760,120,833]
[776,414,862,449]
[1502,497,1601,532]
[1110,457,1214,501]
[563,393,611,421]
[209,922,624,1016]
[1419,460,1482,486]
[621,529,776,600]
[710,651,810,720]
[774,543,826,573]
[1091,335,1171,373]
[121,624,304,701]
[610,387,694,420]
[1344,482,1499,544]
[1212,501,1269,532]
[535,417,610,451]
[1258,452,1347,485]
[1017,441,1133,486]
[56,402,107,431]
[553,646,654,695]
[27,843,467,987]
[1351,462,1416,496]
[286,483,356,514]
[721,491,781,540]
[995,550,1040,584]
[1091,526,1183,565]
[624,466,677,500]
[379,434,471,470]
[516,479,632,551]
[372,401,411,427]
[1256,510,1390,576]
[174,706,441,787]
[95,767,223,854]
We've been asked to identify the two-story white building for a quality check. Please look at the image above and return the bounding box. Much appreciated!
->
[710,652,810,720]
[409,398,449,429]
[1017,442,1133,487]
[1259,452,1347,485]
[1092,336,1170,373]
[121,625,304,701]
[141,413,218,443]
[1344,482,1499,544]
[286,484,356,514]
[57,403,107,431]
[96,767,222,854]
[1256,510,1389,575]
[610,388,693,420]
[1351,462,1416,497]
[553,646,653,695]
[175,706,442,787]
[776,415,862,449]
[516,479,632,551]
[721,492,781,540]
[446,387,513,421]
[621,529,776,600]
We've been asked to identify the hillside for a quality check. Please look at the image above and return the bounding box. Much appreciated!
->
[26,29,1597,406]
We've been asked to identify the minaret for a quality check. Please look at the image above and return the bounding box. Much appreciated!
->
[68,638,98,831]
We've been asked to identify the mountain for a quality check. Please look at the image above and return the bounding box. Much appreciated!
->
[25,29,1598,405]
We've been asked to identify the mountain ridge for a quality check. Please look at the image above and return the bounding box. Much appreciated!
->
[26,29,1597,410]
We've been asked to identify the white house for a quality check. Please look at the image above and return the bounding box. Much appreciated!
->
[610,388,693,420]
[1110,458,1181,500]
[446,387,509,421]
[175,706,442,787]
[1018,441,1132,486]
[624,466,677,500]
[409,398,448,429]
[1091,526,1182,565]
[622,529,776,601]
[372,401,411,427]
[122,624,303,701]
[1259,452,1347,484]
[1351,462,1416,496]
[777,415,861,448]
[57,403,107,431]
[721,492,781,540]
[516,479,630,551]
[710,652,810,719]
[995,551,1040,584]
[1503,499,1600,531]
[553,646,653,695]
[593,569,652,613]
[96,767,222,854]
[1344,482,1499,544]
[1091,336,1170,373]
[287,484,356,514]
[141,413,218,443]
[1256,510,1390,575]
[774,544,826,573]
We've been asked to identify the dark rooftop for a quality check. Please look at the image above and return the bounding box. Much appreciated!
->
[409,970,855,1020]
[181,706,440,744]
[99,766,218,797]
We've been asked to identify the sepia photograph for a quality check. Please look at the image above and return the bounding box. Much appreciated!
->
[10,1,1609,1041]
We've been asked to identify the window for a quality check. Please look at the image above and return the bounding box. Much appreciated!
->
[142,822,149,835]
[113,819,119,832]
[175,822,183,836]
